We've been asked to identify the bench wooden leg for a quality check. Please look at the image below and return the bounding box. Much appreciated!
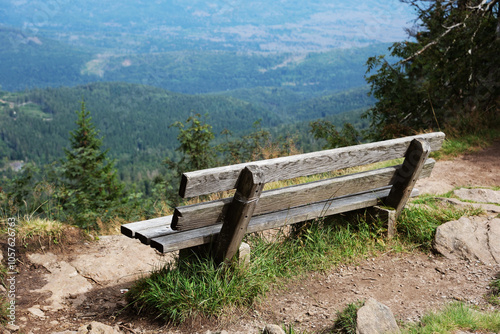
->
[372,206,397,238]
[385,138,431,219]
[215,165,265,266]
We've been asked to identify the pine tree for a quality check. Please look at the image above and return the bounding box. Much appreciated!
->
[364,0,499,139]
[60,100,123,229]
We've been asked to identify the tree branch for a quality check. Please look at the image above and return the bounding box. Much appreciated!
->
[400,22,463,64]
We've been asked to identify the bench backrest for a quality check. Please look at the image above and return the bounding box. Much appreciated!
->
[172,132,445,232]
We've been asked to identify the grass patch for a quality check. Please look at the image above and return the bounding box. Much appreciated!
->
[1,215,84,250]
[397,197,483,250]
[16,216,65,247]
[403,302,500,334]
[431,129,500,160]
[331,300,365,334]
[0,263,9,324]
[487,277,500,306]
[126,259,267,323]
[127,215,387,323]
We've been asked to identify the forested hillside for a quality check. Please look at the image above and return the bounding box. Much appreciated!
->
[0,26,391,97]
[0,27,95,91]
[0,82,370,177]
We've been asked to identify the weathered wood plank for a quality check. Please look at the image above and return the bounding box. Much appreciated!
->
[150,188,420,253]
[121,215,173,238]
[215,166,265,265]
[136,225,175,245]
[180,132,445,198]
[172,159,435,231]
[385,139,431,217]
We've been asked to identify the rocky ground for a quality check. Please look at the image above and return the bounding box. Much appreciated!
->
[2,140,500,334]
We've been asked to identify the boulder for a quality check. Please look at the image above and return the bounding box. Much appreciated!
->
[434,217,500,265]
[453,188,500,204]
[356,298,400,334]
[436,197,500,215]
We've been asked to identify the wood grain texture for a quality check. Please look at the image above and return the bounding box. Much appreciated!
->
[121,215,173,238]
[172,159,435,231]
[136,225,175,245]
[180,132,445,198]
[385,139,431,217]
[215,165,265,265]
[150,188,420,253]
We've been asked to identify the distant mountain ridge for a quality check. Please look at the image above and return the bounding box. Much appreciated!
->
[2,0,413,53]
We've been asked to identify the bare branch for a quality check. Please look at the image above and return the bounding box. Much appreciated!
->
[400,22,464,64]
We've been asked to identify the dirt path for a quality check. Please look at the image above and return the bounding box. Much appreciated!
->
[6,140,500,334]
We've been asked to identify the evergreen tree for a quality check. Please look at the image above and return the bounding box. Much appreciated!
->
[364,0,499,139]
[169,113,216,173]
[310,120,360,149]
[60,101,123,229]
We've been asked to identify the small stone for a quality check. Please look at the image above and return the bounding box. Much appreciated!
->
[262,324,286,334]
[6,323,20,331]
[28,307,46,318]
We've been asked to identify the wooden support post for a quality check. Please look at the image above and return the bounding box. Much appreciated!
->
[385,139,431,218]
[372,206,397,238]
[215,165,265,266]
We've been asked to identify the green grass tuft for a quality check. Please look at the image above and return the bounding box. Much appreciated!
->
[487,277,500,306]
[331,300,365,334]
[403,302,500,334]
[430,130,500,160]
[126,258,267,323]
[396,197,483,250]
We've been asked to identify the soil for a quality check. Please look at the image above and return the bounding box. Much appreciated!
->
[4,140,500,334]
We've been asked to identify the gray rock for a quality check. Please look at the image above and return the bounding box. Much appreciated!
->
[77,322,122,334]
[434,216,500,265]
[262,324,286,334]
[27,306,45,318]
[356,298,400,334]
[437,197,500,215]
[454,188,500,204]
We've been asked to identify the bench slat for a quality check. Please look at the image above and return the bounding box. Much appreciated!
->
[136,226,175,245]
[121,215,173,238]
[151,187,418,253]
[172,159,435,231]
[180,132,445,198]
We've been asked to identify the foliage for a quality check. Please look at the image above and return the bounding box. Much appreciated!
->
[169,114,216,173]
[310,120,360,149]
[402,302,500,334]
[0,163,64,220]
[219,121,269,164]
[331,300,365,334]
[58,101,124,229]
[364,0,500,139]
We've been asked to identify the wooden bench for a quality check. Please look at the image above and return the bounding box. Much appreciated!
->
[122,132,445,264]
